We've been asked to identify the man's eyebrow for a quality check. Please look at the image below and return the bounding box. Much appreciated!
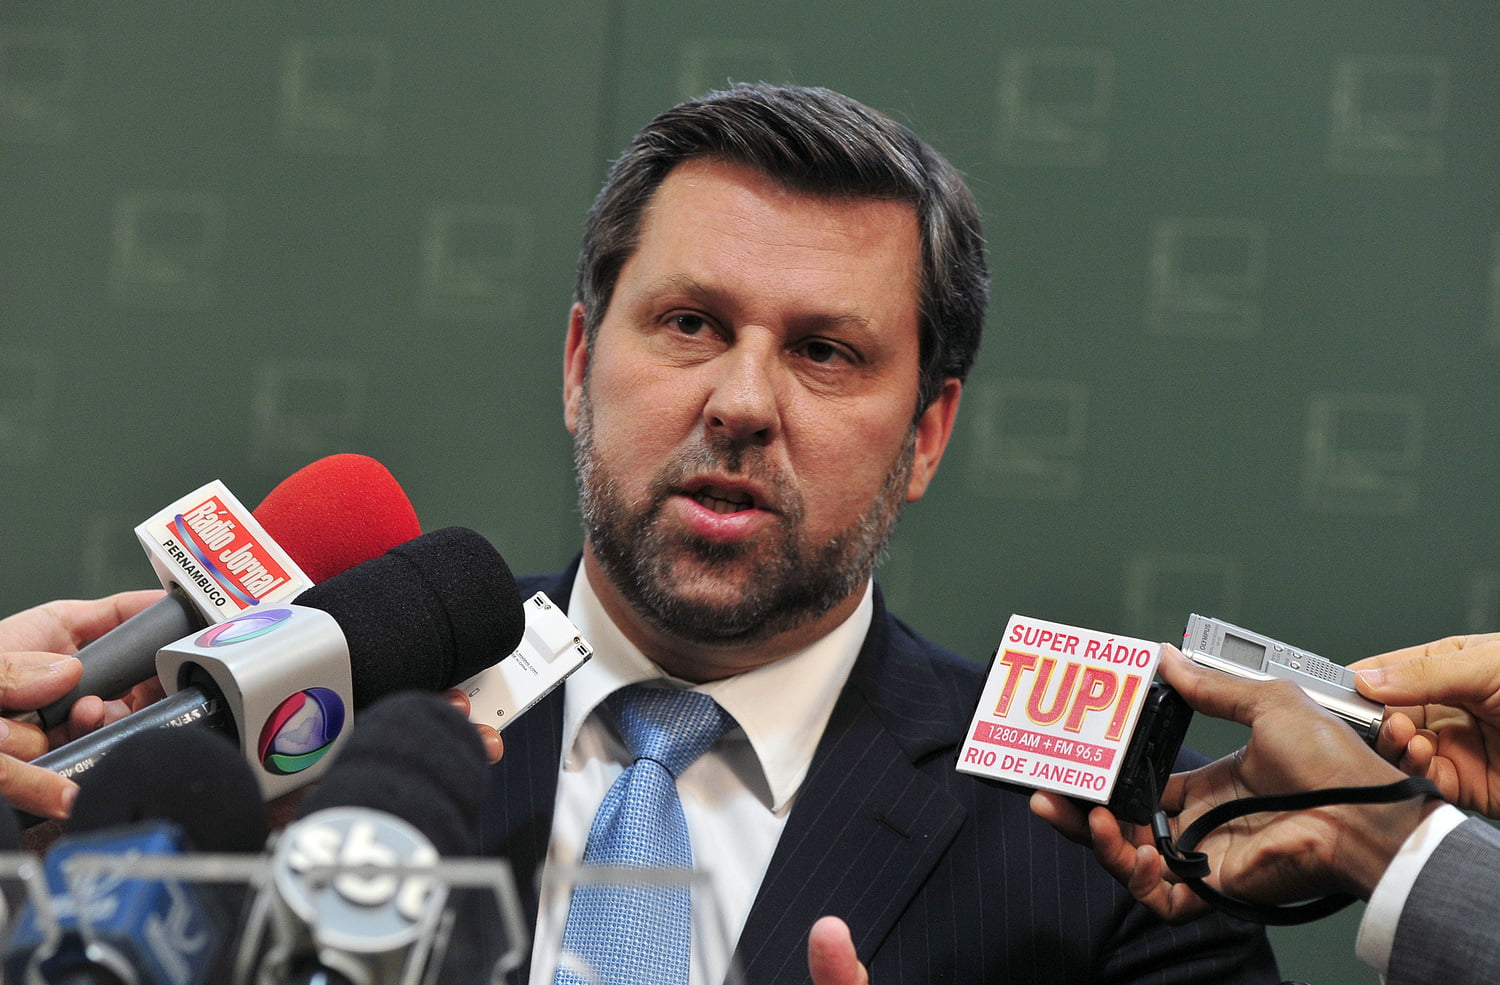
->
[799,311,874,331]
[637,273,720,305]
[634,273,884,341]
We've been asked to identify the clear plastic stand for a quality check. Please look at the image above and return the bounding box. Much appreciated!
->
[0,849,528,985]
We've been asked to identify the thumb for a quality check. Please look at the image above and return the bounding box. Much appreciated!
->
[808,916,868,985]
[1356,647,1500,709]
[0,654,83,710]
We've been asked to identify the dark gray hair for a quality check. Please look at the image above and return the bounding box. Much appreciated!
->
[575,83,988,414]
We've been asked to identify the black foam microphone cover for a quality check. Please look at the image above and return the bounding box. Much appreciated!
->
[295,689,489,857]
[293,526,525,707]
[0,798,20,851]
[66,726,269,852]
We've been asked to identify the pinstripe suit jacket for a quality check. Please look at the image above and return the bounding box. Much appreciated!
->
[1387,817,1500,985]
[478,563,1279,985]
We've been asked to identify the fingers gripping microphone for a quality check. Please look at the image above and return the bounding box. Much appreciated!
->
[239,691,489,985]
[37,454,422,730]
[4,728,269,985]
[32,526,524,801]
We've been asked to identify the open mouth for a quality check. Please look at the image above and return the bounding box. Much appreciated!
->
[690,485,756,515]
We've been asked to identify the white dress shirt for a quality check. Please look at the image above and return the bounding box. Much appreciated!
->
[1354,801,1468,978]
[527,565,872,985]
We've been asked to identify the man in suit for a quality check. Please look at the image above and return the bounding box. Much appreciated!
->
[1035,635,1500,985]
[476,82,1279,985]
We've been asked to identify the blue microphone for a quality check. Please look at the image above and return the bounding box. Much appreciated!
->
[5,823,226,985]
[2,728,267,985]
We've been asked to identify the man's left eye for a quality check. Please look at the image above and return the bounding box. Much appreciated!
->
[802,340,847,364]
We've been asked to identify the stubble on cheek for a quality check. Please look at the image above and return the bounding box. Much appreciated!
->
[572,387,915,647]
[575,400,801,633]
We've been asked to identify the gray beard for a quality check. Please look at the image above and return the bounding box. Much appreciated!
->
[572,387,913,648]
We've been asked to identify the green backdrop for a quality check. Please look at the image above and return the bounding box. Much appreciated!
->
[4,3,1497,981]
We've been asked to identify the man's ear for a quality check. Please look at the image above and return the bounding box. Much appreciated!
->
[563,302,589,434]
[905,378,962,502]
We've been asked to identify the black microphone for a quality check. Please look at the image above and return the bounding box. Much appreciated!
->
[0,791,19,851]
[66,726,270,853]
[0,789,21,935]
[238,690,491,985]
[4,728,269,985]
[292,692,488,854]
[32,527,524,801]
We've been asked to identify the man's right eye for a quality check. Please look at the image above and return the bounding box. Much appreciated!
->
[669,313,707,335]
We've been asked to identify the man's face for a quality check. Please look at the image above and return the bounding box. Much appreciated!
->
[565,157,960,677]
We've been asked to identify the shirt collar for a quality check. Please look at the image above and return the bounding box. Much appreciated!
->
[561,565,871,813]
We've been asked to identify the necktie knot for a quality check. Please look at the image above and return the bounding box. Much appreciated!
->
[606,684,732,779]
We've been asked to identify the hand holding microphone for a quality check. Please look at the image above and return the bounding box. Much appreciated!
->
[0,454,422,819]
[38,452,423,734]
[0,592,167,664]
[0,590,165,819]
[31,525,525,808]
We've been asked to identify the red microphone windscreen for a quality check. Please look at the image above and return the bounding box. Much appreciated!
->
[251,453,422,584]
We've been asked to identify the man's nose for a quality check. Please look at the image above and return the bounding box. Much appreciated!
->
[702,340,783,446]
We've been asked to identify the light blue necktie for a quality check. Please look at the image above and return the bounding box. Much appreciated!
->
[555,685,733,985]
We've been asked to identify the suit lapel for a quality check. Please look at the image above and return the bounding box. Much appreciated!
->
[733,596,969,984]
[477,566,578,982]
[479,684,564,903]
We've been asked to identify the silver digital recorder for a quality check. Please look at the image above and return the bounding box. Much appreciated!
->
[1181,614,1384,743]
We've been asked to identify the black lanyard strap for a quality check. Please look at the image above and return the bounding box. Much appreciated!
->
[1154,776,1442,925]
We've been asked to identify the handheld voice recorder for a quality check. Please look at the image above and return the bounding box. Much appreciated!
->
[458,592,593,731]
[1181,614,1384,743]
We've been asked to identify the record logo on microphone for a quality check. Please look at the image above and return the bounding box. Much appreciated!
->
[258,688,347,775]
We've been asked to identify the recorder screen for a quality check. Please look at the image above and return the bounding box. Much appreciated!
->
[1220,632,1267,671]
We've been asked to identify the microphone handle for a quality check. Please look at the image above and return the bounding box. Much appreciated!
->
[23,686,234,828]
[36,588,205,729]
